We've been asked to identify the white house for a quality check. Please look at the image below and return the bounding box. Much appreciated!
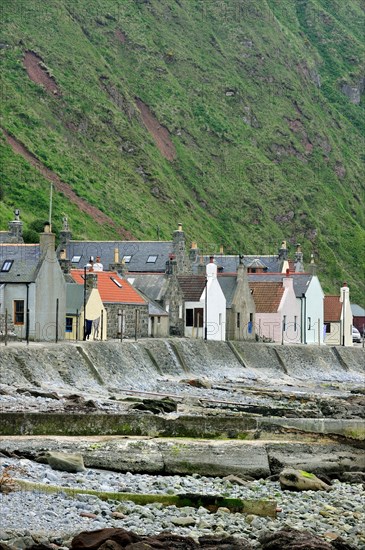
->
[177,258,226,341]
[324,283,353,346]
[249,276,301,344]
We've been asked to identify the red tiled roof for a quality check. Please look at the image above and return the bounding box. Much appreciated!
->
[70,270,146,304]
[324,295,342,322]
[248,281,284,313]
[177,275,206,302]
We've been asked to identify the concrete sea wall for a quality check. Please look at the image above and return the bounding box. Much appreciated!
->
[0,340,364,393]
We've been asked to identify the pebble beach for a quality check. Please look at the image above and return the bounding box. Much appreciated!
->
[1,457,364,549]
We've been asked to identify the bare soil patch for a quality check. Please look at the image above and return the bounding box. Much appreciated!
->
[115,29,126,44]
[2,129,134,239]
[136,99,176,161]
[23,51,60,96]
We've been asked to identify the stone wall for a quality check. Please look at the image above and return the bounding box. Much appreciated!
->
[105,303,148,339]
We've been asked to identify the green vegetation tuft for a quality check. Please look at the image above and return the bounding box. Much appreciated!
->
[0,0,364,302]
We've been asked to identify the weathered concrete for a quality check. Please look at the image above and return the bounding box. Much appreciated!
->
[1,412,364,443]
[1,340,364,394]
[1,436,364,479]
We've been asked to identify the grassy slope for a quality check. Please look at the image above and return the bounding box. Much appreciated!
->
[0,0,364,303]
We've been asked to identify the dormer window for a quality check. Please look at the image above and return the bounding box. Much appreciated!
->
[71,255,81,263]
[147,255,158,263]
[1,260,13,272]
[123,255,132,263]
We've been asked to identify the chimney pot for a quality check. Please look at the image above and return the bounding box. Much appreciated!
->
[43,222,51,233]
[286,268,290,276]
[191,241,197,250]
[114,248,119,264]
[178,223,183,231]
[59,249,66,260]
[219,245,224,254]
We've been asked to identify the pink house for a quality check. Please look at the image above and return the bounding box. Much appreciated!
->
[249,276,301,344]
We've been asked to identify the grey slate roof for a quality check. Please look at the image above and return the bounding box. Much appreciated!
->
[217,275,237,308]
[248,273,313,298]
[0,245,41,283]
[66,283,84,314]
[351,304,365,316]
[192,255,281,274]
[62,241,173,273]
[127,274,168,302]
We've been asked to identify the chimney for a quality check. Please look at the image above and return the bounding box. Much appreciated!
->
[219,244,224,255]
[172,223,190,274]
[282,274,293,289]
[278,240,288,260]
[58,249,71,274]
[294,243,304,273]
[197,255,205,275]
[206,257,217,278]
[114,247,119,263]
[189,241,199,263]
[59,215,72,248]
[8,208,23,243]
[86,273,98,291]
[39,223,56,260]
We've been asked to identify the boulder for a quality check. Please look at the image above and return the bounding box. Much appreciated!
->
[70,529,253,550]
[43,451,85,473]
[259,528,333,549]
[279,468,331,491]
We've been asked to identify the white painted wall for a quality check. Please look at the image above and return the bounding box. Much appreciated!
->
[298,276,325,345]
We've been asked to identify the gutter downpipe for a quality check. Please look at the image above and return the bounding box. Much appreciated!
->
[302,292,306,345]
[204,276,208,341]
[26,283,29,345]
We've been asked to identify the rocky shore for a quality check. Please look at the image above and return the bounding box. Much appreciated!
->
[0,456,364,549]
[0,340,364,548]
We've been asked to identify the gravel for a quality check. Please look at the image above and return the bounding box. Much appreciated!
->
[1,458,364,548]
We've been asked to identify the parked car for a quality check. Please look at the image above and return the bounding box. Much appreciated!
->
[352,327,362,343]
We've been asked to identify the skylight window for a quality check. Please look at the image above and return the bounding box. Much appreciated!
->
[1,260,13,272]
[147,255,158,263]
[71,255,81,263]
[123,255,132,263]
[110,277,123,288]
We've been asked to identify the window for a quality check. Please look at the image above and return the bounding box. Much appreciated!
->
[294,316,298,331]
[110,277,122,288]
[219,313,222,325]
[236,312,241,328]
[146,255,158,263]
[123,255,132,263]
[65,317,73,333]
[71,255,81,263]
[14,300,24,325]
[157,316,161,324]
[325,322,331,333]
[308,317,311,330]
[283,315,287,331]
[1,260,13,272]
[186,308,194,327]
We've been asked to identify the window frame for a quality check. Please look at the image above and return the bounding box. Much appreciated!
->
[65,317,73,333]
[1,260,13,272]
[146,255,158,264]
[14,300,25,325]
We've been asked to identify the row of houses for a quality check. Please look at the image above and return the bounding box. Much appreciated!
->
[0,212,361,346]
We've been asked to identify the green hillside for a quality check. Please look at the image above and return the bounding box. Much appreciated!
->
[1,0,364,303]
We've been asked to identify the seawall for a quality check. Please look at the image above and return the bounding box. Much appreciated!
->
[0,339,364,393]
